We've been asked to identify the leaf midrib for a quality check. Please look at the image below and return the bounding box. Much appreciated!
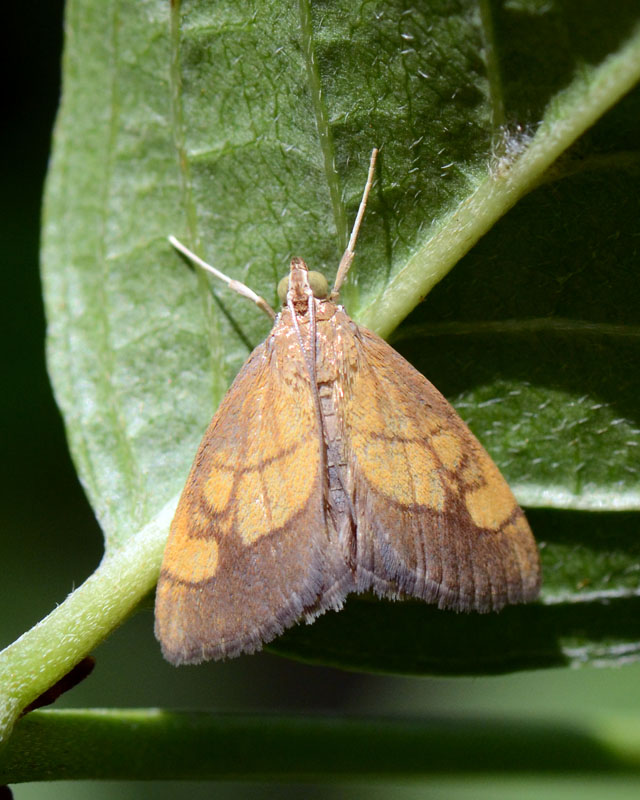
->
[298,0,348,249]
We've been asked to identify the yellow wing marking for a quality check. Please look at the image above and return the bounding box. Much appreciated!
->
[464,457,520,530]
[161,511,220,584]
[235,435,319,544]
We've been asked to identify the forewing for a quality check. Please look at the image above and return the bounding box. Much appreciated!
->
[343,327,541,612]
[155,333,352,664]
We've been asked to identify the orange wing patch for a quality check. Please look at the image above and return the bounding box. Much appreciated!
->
[430,430,464,472]
[160,513,220,584]
[203,465,235,516]
[464,458,521,530]
[235,436,320,545]
[351,434,443,508]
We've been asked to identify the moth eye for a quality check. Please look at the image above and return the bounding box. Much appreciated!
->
[308,271,329,299]
[277,275,290,304]
[276,271,330,303]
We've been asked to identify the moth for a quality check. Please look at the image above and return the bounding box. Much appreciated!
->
[155,150,541,665]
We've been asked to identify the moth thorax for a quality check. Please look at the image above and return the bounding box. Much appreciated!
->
[277,260,329,305]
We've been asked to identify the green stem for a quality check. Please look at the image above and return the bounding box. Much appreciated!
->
[3,709,640,782]
[0,498,177,743]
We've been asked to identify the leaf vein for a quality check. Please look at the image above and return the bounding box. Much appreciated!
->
[298,0,347,249]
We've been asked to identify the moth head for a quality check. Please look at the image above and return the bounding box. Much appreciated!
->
[277,258,329,306]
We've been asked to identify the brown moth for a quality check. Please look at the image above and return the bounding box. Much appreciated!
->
[155,150,541,665]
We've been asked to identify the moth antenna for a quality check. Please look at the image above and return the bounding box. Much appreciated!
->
[168,235,276,320]
[331,147,378,298]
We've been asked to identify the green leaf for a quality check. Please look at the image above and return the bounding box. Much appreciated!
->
[0,0,635,733]
[42,0,640,549]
